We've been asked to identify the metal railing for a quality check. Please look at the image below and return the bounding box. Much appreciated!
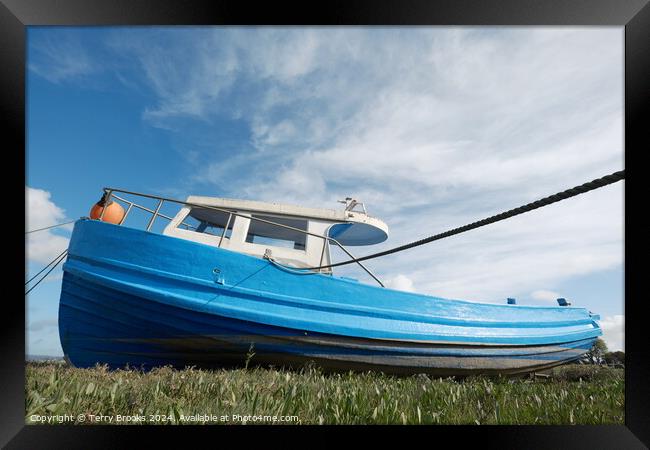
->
[100,187,384,287]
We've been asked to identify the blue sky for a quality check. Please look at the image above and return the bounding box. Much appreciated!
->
[26,27,624,356]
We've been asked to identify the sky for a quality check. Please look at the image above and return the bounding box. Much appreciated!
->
[26,27,624,356]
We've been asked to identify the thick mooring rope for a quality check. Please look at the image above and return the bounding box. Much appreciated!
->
[298,170,625,272]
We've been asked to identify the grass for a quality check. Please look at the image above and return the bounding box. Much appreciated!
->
[25,362,624,425]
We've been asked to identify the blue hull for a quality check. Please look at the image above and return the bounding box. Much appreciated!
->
[58,219,601,375]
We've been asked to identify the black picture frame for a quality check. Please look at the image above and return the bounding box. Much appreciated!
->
[4,0,648,447]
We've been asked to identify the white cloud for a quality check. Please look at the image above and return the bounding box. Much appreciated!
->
[28,318,59,333]
[367,182,623,302]
[33,28,623,311]
[26,187,70,265]
[531,290,562,303]
[28,31,98,83]
[43,272,64,283]
[122,27,622,305]
[599,315,624,352]
[384,274,416,293]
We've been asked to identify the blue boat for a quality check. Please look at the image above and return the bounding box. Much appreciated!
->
[58,189,602,375]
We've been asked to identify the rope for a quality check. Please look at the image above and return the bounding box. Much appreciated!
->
[300,170,625,272]
[267,257,321,275]
[25,248,69,285]
[26,220,76,234]
[25,250,68,295]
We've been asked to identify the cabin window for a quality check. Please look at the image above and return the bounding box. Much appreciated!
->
[179,207,235,238]
[245,215,308,251]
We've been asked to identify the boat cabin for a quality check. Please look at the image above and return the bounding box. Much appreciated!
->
[162,196,389,272]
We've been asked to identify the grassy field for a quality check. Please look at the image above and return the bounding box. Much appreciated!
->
[25,362,624,425]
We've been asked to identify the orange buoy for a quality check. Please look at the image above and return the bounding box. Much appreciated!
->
[90,193,125,224]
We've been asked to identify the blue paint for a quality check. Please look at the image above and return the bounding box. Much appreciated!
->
[58,219,602,374]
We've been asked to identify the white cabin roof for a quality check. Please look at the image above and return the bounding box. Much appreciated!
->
[185,195,389,246]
